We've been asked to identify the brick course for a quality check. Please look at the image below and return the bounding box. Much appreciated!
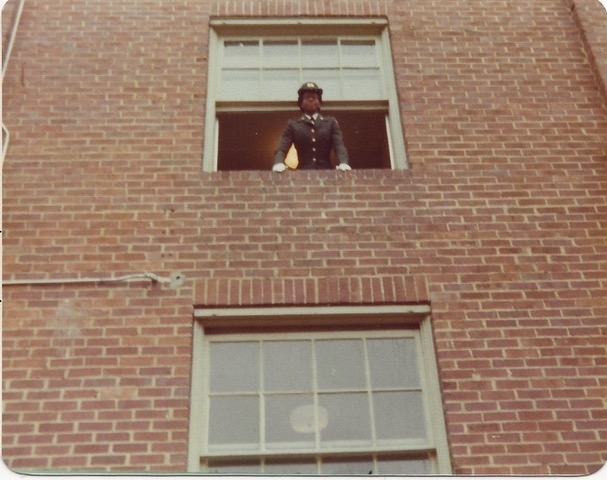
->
[2,0,607,475]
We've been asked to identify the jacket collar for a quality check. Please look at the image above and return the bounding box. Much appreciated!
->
[300,114,323,123]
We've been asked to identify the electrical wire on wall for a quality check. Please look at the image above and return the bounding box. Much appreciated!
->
[2,0,27,166]
[2,272,185,288]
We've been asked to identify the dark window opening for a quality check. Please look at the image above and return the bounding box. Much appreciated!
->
[217,110,391,171]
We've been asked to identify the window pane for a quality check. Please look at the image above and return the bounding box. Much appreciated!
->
[341,40,377,67]
[301,40,338,68]
[373,391,427,441]
[263,340,312,392]
[209,341,259,392]
[377,455,432,475]
[208,395,260,448]
[261,69,301,100]
[316,339,366,390]
[322,455,374,475]
[263,41,299,68]
[265,458,317,474]
[265,394,316,447]
[367,338,420,389]
[301,70,340,99]
[223,40,260,68]
[342,69,384,99]
[319,393,371,444]
[218,70,260,100]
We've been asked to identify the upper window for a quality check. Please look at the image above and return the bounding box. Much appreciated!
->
[203,18,408,171]
[188,305,451,475]
[218,38,384,101]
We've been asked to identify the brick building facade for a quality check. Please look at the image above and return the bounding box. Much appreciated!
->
[2,0,607,475]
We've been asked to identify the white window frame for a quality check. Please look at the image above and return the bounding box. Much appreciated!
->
[188,305,451,474]
[203,18,408,172]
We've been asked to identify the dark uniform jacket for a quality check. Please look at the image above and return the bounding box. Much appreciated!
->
[273,114,349,170]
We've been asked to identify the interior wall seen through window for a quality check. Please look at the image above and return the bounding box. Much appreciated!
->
[217,110,391,170]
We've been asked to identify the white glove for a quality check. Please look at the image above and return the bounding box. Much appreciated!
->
[336,163,352,171]
[272,163,287,172]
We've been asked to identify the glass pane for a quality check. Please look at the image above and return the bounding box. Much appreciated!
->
[218,70,260,100]
[263,41,299,68]
[301,40,338,68]
[261,70,302,100]
[209,341,259,392]
[322,455,374,475]
[223,40,260,68]
[265,458,318,474]
[342,69,384,99]
[341,40,377,67]
[265,394,316,447]
[263,340,312,392]
[207,460,261,474]
[208,395,259,448]
[319,393,371,444]
[377,455,432,475]
[302,70,340,100]
[316,339,366,390]
[367,338,420,389]
[373,391,427,441]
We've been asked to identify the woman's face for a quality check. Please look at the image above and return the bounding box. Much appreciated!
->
[300,92,321,115]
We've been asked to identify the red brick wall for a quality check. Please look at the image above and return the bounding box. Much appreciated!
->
[2,0,607,475]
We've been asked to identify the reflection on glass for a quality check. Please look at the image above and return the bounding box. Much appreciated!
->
[342,69,383,99]
[209,341,259,392]
[223,41,260,68]
[373,391,426,440]
[316,339,366,390]
[208,395,259,448]
[341,40,377,67]
[302,41,338,68]
[218,70,260,100]
[265,394,316,446]
[261,70,302,100]
[367,338,420,389]
[320,393,370,444]
[301,71,341,99]
[263,41,299,68]
[322,455,374,475]
[264,340,312,392]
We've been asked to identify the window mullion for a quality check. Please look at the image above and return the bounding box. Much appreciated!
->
[297,39,303,85]
[311,338,321,453]
[259,340,266,454]
[257,39,263,100]
[362,337,377,450]
[337,38,344,99]
[310,338,323,474]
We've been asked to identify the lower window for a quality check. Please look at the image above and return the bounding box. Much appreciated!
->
[188,306,451,475]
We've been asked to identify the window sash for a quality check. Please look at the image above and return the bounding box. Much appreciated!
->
[188,305,451,474]
[205,451,435,475]
[217,37,385,101]
[199,330,434,459]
